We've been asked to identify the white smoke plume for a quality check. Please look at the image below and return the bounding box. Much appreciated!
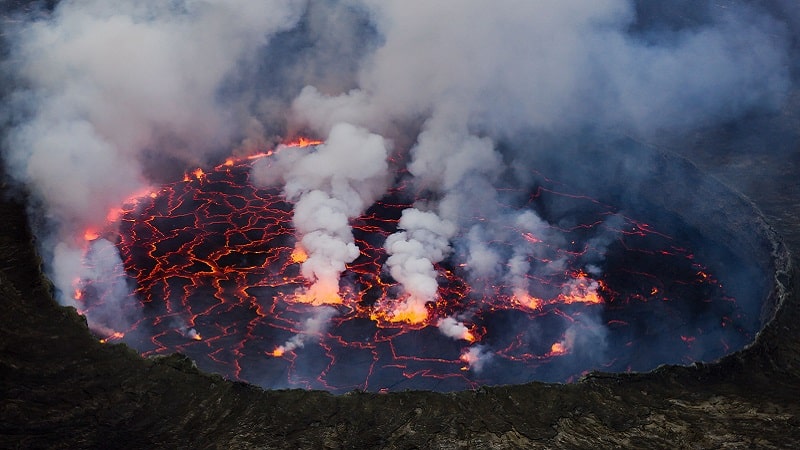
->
[251,122,389,304]
[169,317,202,341]
[555,312,610,365]
[381,208,456,322]
[437,316,474,342]
[460,345,493,373]
[69,238,137,336]
[186,328,201,341]
[377,118,503,320]
[306,0,788,135]
[273,306,337,356]
[503,211,563,307]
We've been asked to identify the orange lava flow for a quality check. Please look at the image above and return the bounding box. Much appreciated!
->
[70,141,743,393]
[83,229,100,241]
[290,246,308,263]
[549,341,568,356]
[289,137,324,147]
[513,292,543,310]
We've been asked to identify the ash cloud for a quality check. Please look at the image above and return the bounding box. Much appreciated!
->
[1,0,307,336]
[1,0,795,383]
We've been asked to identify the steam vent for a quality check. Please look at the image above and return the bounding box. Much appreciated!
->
[2,1,800,448]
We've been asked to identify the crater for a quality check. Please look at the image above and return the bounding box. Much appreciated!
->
[74,139,783,393]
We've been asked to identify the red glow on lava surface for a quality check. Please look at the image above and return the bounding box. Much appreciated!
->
[72,138,751,393]
[549,341,568,356]
[291,137,324,147]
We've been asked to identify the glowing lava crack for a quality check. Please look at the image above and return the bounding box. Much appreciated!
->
[74,141,753,393]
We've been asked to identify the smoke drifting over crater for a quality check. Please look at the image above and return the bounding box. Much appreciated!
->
[1,0,794,391]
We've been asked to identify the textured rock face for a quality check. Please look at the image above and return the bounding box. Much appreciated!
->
[2,142,800,448]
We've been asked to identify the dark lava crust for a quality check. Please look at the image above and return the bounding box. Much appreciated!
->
[2,142,800,449]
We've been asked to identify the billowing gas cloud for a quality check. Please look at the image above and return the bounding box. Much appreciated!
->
[1,0,306,334]
[290,0,790,340]
[251,122,388,304]
[294,0,788,137]
[68,238,138,336]
[381,208,456,322]
[0,0,794,380]
[460,345,493,373]
[273,306,337,356]
[438,317,474,342]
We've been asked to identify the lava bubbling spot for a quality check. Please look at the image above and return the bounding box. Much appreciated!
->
[75,145,755,393]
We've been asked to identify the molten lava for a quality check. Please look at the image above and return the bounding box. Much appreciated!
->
[73,139,753,393]
[549,342,568,356]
